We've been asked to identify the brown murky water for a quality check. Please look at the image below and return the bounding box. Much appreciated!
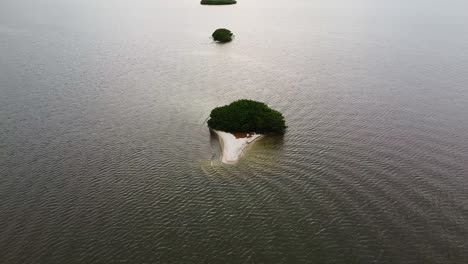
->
[1,0,467,263]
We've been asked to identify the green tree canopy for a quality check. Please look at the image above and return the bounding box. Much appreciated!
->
[208,99,286,134]
[212,28,233,43]
[201,0,237,5]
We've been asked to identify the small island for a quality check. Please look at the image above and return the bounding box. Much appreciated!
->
[212,28,234,43]
[208,99,286,163]
[201,0,237,5]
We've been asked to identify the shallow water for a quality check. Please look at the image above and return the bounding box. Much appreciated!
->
[1,0,468,263]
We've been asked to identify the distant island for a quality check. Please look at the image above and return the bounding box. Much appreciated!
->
[212,28,234,43]
[208,100,286,163]
[201,0,237,5]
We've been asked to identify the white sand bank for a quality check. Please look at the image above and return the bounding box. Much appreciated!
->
[213,130,263,164]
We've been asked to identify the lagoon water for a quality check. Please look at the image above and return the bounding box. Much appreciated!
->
[1,0,468,263]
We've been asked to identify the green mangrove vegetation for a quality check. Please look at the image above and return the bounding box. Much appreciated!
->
[201,0,237,5]
[212,28,234,43]
[208,99,287,134]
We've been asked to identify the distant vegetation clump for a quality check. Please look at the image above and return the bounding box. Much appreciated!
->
[212,28,233,43]
[201,0,237,5]
[208,99,287,134]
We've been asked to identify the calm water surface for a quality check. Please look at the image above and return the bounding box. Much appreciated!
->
[1,0,468,263]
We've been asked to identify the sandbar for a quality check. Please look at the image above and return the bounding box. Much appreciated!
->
[213,130,262,164]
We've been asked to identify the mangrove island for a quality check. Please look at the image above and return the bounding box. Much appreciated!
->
[208,99,286,163]
[201,0,237,5]
[212,28,234,43]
